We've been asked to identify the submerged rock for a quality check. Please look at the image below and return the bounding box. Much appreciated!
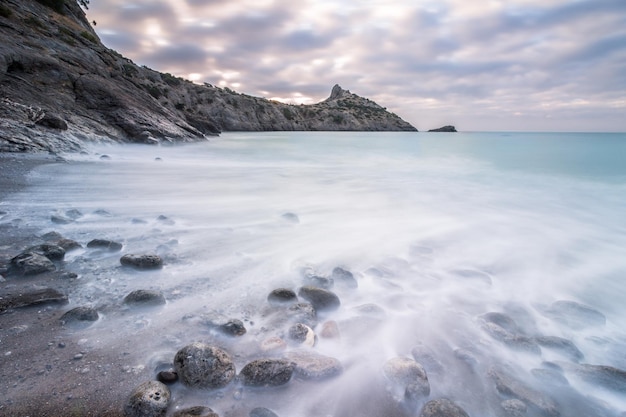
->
[534,336,584,362]
[250,407,279,417]
[297,286,340,311]
[285,350,343,380]
[121,254,163,269]
[171,406,218,417]
[124,290,166,306]
[489,368,559,416]
[331,267,358,289]
[286,302,318,327]
[87,238,123,251]
[411,344,445,375]
[565,363,626,392]
[239,359,294,387]
[383,357,430,401]
[281,212,299,223]
[501,399,527,417]
[124,380,170,417]
[544,300,606,329]
[10,251,55,275]
[420,398,469,417]
[174,343,236,389]
[0,288,68,312]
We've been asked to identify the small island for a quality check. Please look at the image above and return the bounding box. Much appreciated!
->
[428,125,457,132]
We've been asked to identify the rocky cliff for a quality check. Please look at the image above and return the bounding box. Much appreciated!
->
[0,0,416,153]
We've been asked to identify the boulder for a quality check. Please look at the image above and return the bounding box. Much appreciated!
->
[120,254,163,269]
[489,368,559,416]
[10,251,55,275]
[239,359,294,387]
[156,370,178,385]
[286,302,318,327]
[287,323,316,347]
[124,290,166,306]
[60,306,99,325]
[0,288,68,313]
[285,350,343,380]
[419,398,469,417]
[267,288,297,305]
[174,343,236,388]
[297,286,340,311]
[124,380,170,417]
[24,243,65,260]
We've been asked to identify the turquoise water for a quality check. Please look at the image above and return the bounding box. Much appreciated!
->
[3,131,626,415]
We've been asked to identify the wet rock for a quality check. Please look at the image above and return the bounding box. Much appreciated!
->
[286,302,317,327]
[481,321,541,354]
[239,359,294,387]
[156,370,178,385]
[303,274,334,289]
[124,290,166,306]
[41,231,64,241]
[566,363,626,392]
[352,303,387,319]
[121,254,163,269]
[454,348,479,368]
[501,399,527,416]
[320,320,340,339]
[419,398,469,417]
[25,243,65,260]
[411,344,445,375]
[65,209,83,219]
[383,357,430,401]
[544,300,606,329]
[51,214,73,224]
[56,238,82,251]
[156,215,175,225]
[87,238,123,251]
[531,368,569,386]
[0,288,68,312]
[124,380,170,417]
[250,407,279,417]
[534,336,584,362]
[297,286,340,311]
[267,288,297,305]
[331,267,358,289]
[203,316,247,336]
[171,406,218,417]
[480,312,520,334]
[489,368,559,416]
[60,306,99,325]
[260,336,287,352]
[174,343,236,388]
[285,350,343,380]
[10,251,55,275]
[287,323,316,347]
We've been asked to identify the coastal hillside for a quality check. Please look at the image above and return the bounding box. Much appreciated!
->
[0,0,416,153]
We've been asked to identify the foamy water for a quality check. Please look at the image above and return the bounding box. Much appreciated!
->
[4,131,626,415]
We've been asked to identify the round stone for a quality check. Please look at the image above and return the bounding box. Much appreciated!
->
[120,254,163,269]
[239,359,294,387]
[124,380,170,417]
[174,343,236,389]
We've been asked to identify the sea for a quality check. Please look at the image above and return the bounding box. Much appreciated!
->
[3,131,626,416]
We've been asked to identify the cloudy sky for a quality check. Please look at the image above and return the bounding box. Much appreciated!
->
[86,0,626,132]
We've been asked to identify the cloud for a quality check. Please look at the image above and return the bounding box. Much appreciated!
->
[87,0,626,131]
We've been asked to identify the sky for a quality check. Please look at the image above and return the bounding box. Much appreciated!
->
[86,0,626,132]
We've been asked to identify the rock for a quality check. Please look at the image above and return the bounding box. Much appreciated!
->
[171,406,218,417]
[174,343,236,388]
[480,317,541,355]
[280,212,299,223]
[501,399,527,417]
[60,306,99,325]
[260,336,287,352]
[156,370,178,385]
[303,274,334,289]
[124,380,170,417]
[120,254,163,269]
[286,302,317,327]
[480,312,520,334]
[87,238,123,251]
[56,238,82,251]
[10,251,55,275]
[543,300,606,329]
[352,303,387,319]
[297,286,340,311]
[65,209,83,219]
[567,363,626,392]
[0,288,68,312]
[383,357,430,401]
[331,267,358,289]
[51,214,73,224]
[534,336,584,362]
[124,290,166,306]
[285,350,343,380]
[531,368,569,386]
[36,113,67,130]
[411,344,445,374]
[489,368,559,416]
[320,320,341,339]
[250,407,278,417]
[428,125,457,132]
[239,359,294,387]
[287,323,316,347]
[419,399,469,417]
[267,288,297,305]
[24,243,66,261]
[203,316,247,336]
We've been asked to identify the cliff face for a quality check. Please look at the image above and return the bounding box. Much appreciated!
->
[0,0,416,153]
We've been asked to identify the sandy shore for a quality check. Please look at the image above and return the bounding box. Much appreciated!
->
[0,154,141,416]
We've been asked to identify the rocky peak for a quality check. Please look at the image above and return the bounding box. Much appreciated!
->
[326,84,348,101]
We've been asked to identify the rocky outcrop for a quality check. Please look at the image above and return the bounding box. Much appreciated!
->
[0,0,416,153]
[428,125,457,132]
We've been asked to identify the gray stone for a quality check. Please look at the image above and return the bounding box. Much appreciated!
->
[87,238,123,251]
[280,212,299,223]
[286,302,318,327]
[156,370,178,385]
[250,407,279,417]
[331,267,358,289]
[124,290,166,306]
[24,243,66,260]
[0,288,68,313]
[420,399,469,417]
[489,368,559,416]
[534,336,584,362]
[171,406,218,417]
[544,300,606,329]
[60,306,99,324]
[287,323,316,346]
[202,316,247,336]
[174,343,236,388]
[383,357,430,400]
[124,380,170,417]
[297,286,340,311]
[501,399,527,416]
[411,344,444,375]
[239,359,294,387]
[267,288,297,305]
[56,238,82,251]
[121,254,163,269]
[428,125,457,132]
[285,350,343,380]
[568,363,626,392]
[10,251,55,275]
